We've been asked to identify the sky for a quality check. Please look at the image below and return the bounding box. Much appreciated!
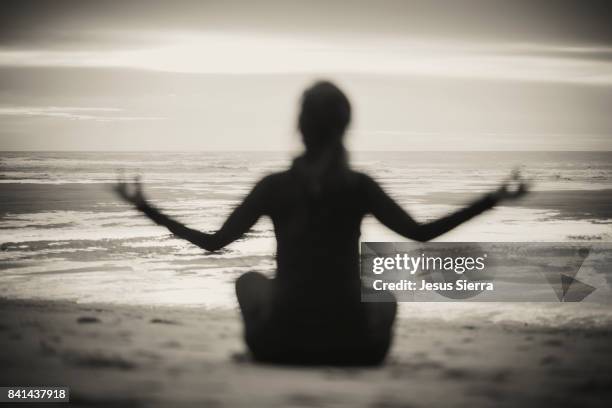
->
[1,0,611,151]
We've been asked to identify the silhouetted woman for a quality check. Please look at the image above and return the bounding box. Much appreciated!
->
[115,81,528,366]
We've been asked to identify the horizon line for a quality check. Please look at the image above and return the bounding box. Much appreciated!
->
[1,149,611,153]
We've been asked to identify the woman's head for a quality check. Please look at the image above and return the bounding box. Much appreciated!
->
[293,81,353,194]
[299,81,351,152]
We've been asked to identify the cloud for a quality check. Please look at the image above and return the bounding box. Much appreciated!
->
[2,0,612,48]
[1,2,611,85]
[0,106,166,122]
[1,34,611,85]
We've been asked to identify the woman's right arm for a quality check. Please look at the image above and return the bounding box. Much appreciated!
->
[114,176,270,252]
[363,173,528,242]
[134,202,222,251]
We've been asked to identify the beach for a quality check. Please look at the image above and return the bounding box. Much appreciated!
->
[2,298,612,407]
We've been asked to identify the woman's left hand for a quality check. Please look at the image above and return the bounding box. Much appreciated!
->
[114,175,147,207]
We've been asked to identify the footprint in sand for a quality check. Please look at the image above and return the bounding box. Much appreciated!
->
[150,318,180,325]
[39,339,57,356]
[540,355,560,365]
[231,351,252,364]
[63,351,137,370]
[442,367,474,380]
[286,393,333,407]
[8,332,23,341]
[160,340,182,349]
[543,338,564,347]
[77,316,101,324]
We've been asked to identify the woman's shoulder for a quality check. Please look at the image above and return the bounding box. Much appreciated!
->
[351,171,377,186]
[254,169,376,194]
[254,170,293,189]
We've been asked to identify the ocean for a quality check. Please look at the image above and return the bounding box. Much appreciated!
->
[1,151,611,326]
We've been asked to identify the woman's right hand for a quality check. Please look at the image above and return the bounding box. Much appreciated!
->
[493,169,530,202]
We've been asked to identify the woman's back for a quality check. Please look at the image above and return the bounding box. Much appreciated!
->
[261,169,366,293]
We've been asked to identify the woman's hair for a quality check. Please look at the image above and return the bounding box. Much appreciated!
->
[293,81,354,196]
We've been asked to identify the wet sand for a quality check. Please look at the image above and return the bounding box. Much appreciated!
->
[0,182,243,217]
[3,182,612,219]
[426,189,612,220]
[2,299,612,407]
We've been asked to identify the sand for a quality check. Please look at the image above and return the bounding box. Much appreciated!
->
[2,299,612,407]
